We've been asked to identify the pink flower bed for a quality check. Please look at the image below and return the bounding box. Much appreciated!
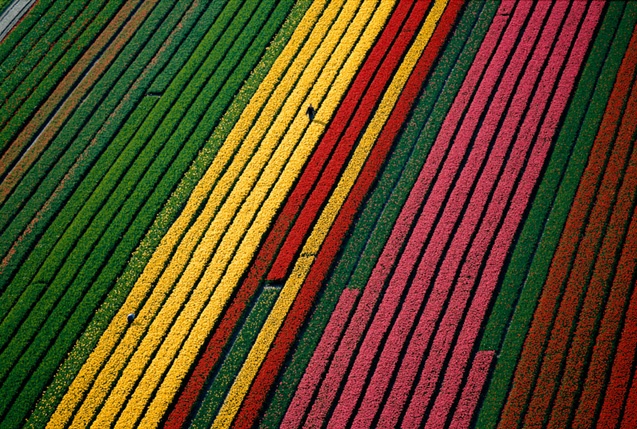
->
[353,1,558,425]
[281,288,359,429]
[449,351,495,429]
[419,7,600,428]
[304,1,517,425]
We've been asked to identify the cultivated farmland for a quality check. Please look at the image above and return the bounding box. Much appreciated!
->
[0,0,636,428]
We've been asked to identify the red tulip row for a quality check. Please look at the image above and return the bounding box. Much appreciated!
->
[237,2,466,427]
[576,199,637,428]
[539,64,637,429]
[162,0,430,425]
[231,1,470,425]
[499,18,637,429]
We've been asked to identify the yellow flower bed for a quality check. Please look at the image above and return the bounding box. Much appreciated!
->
[212,1,449,426]
[49,0,391,426]
[47,0,333,426]
[105,1,376,426]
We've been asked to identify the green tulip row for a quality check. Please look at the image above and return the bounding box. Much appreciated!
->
[25,0,301,427]
[0,0,67,82]
[0,0,120,150]
[0,0,219,425]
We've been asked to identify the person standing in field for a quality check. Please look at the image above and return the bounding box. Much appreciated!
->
[306,104,316,121]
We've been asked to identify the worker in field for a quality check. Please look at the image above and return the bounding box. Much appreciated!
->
[306,104,316,121]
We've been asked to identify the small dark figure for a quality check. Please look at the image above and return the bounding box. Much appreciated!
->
[306,104,316,121]
[127,313,135,324]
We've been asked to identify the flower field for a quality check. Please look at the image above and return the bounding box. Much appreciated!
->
[0,0,636,427]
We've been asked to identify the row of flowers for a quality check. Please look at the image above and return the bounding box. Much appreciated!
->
[533,45,636,429]
[238,2,453,427]
[579,199,637,426]
[499,5,637,426]
[0,0,151,212]
[0,0,125,189]
[159,0,320,426]
[44,0,300,425]
[266,0,428,283]
[413,3,587,426]
[0,0,178,366]
[264,1,490,426]
[189,286,280,429]
[474,2,633,425]
[449,351,495,428]
[23,0,247,423]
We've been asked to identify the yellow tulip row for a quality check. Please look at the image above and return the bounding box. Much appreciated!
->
[212,0,449,427]
[135,1,400,427]
[47,0,334,426]
[49,0,393,426]
[112,0,382,425]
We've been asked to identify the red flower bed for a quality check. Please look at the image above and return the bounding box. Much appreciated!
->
[574,208,637,427]
[546,73,637,429]
[266,0,420,282]
[499,15,637,429]
[232,2,466,427]
[596,255,637,425]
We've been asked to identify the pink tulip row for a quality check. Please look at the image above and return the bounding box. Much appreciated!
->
[344,0,558,424]
[419,5,603,428]
[371,2,571,426]
[295,0,519,425]
[291,0,607,427]
[318,0,533,425]
[226,0,446,425]
[282,288,359,428]
[449,350,495,429]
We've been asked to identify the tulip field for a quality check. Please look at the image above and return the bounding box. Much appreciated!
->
[0,0,636,427]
